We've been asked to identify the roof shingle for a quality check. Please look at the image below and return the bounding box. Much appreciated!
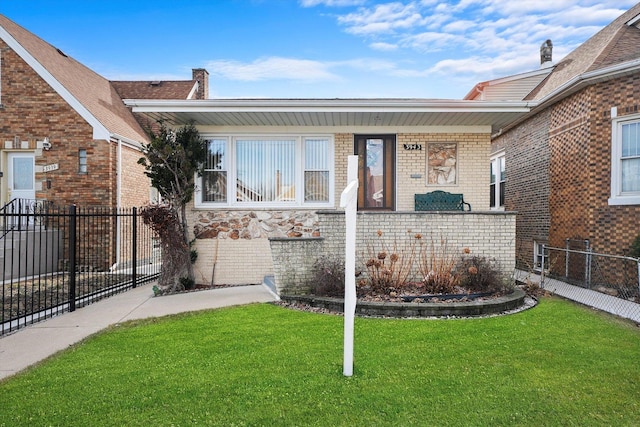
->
[0,14,149,143]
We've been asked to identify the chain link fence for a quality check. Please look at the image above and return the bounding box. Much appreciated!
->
[538,239,640,321]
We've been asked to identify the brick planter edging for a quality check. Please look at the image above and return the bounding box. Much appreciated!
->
[281,288,526,318]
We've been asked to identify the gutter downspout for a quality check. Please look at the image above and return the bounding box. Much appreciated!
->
[110,138,123,272]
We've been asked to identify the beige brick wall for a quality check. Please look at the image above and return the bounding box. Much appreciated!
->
[396,133,490,211]
[333,133,352,207]
[192,238,274,285]
[271,210,516,294]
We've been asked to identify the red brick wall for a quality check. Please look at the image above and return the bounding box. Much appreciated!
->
[586,74,640,255]
[0,39,150,208]
[492,109,551,270]
[493,71,640,269]
[548,89,593,248]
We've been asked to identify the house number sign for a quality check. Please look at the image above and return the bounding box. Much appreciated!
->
[43,163,59,172]
[403,144,423,150]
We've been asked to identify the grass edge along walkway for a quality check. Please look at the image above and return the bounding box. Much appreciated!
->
[1,297,639,426]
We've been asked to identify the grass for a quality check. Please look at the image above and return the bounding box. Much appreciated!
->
[1,297,639,426]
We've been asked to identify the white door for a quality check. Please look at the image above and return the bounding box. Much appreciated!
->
[7,153,35,202]
[6,153,36,227]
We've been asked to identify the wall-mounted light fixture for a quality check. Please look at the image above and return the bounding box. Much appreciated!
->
[42,137,52,150]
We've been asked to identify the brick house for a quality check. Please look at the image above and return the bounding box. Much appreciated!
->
[0,15,208,210]
[0,15,206,274]
[466,4,640,274]
[127,97,531,287]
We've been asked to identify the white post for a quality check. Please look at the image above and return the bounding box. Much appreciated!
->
[340,155,359,377]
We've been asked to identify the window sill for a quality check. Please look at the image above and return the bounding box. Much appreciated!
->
[193,203,335,210]
[608,195,640,206]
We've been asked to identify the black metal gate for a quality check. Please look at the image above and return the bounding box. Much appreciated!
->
[1,200,160,335]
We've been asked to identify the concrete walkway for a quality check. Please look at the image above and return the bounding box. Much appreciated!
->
[0,283,276,381]
[515,269,640,324]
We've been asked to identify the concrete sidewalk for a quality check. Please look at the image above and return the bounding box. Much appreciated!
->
[514,269,640,324]
[0,283,276,381]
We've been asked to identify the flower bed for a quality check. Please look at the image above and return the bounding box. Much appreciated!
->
[280,288,527,318]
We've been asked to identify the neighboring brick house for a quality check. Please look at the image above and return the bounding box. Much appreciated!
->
[0,15,207,274]
[466,4,640,273]
[0,15,207,210]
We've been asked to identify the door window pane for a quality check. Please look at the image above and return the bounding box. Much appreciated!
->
[366,139,384,207]
[490,154,505,209]
[13,158,34,190]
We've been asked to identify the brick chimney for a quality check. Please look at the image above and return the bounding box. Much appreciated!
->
[192,68,209,99]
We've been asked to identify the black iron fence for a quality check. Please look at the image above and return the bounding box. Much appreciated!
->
[1,199,160,335]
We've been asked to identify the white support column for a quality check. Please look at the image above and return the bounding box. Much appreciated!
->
[340,155,359,377]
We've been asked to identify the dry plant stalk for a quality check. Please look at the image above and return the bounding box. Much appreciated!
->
[419,236,460,294]
[360,230,417,294]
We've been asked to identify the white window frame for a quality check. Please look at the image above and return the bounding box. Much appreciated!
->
[533,241,548,272]
[609,114,640,205]
[490,151,505,211]
[194,134,335,208]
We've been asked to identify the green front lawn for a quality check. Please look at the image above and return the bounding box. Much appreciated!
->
[1,297,639,426]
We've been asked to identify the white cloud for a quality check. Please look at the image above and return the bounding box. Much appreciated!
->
[206,57,341,82]
[400,31,467,52]
[338,2,427,35]
[205,57,400,83]
[442,19,476,33]
[370,42,399,51]
[299,0,365,6]
[211,1,636,97]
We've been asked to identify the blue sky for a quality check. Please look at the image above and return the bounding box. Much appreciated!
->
[1,0,637,99]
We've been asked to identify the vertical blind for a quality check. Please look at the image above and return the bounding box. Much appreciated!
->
[236,139,296,202]
[202,136,331,204]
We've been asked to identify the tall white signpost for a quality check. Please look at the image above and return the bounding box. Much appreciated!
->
[340,155,359,377]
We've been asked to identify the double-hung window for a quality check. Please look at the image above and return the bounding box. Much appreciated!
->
[490,152,505,210]
[610,115,640,205]
[196,135,333,207]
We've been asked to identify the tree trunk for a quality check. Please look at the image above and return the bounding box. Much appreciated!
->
[180,203,195,282]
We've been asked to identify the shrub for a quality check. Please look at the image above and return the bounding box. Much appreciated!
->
[457,255,512,294]
[309,256,345,297]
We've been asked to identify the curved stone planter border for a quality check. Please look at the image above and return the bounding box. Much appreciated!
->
[281,288,527,318]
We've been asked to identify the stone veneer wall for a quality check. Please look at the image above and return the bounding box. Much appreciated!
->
[193,210,320,239]
[270,210,516,295]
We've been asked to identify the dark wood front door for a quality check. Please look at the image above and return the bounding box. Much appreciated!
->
[354,135,396,210]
